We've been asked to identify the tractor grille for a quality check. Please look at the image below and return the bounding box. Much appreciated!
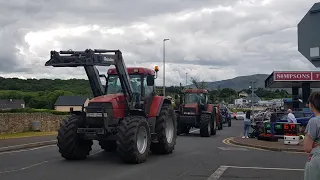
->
[183,107,196,115]
[85,102,113,127]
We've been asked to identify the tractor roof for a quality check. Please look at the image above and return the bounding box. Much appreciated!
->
[183,89,208,94]
[107,67,155,75]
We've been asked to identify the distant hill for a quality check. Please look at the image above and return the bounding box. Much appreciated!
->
[188,74,270,91]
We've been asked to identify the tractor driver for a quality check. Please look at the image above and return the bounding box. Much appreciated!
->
[130,79,141,103]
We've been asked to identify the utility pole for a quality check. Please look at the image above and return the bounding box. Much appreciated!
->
[163,38,169,96]
[249,81,257,118]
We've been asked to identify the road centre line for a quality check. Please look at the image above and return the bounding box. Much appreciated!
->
[0,150,103,174]
[207,166,228,180]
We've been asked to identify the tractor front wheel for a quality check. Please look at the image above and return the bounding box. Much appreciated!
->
[211,115,217,135]
[151,104,177,154]
[228,119,232,127]
[57,114,93,160]
[116,116,151,164]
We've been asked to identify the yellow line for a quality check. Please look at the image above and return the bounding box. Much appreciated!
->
[222,137,307,154]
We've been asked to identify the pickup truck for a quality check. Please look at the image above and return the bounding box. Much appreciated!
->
[276,111,314,126]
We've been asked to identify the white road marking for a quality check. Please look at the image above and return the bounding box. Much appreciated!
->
[0,145,56,155]
[190,129,199,133]
[223,165,304,171]
[0,150,103,174]
[0,160,51,174]
[207,166,228,180]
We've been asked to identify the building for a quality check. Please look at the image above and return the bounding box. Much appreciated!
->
[234,98,248,105]
[238,91,248,98]
[54,96,89,112]
[0,99,25,110]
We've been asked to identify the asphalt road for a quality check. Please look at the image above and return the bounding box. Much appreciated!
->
[0,120,309,180]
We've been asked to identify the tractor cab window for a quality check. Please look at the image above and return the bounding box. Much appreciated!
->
[185,93,207,104]
[143,76,154,97]
[106,75,142,95]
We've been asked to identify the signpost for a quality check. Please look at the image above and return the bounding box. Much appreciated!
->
[298,2,320,67]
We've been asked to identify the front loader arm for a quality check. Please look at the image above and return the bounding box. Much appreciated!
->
[45,49,135,110]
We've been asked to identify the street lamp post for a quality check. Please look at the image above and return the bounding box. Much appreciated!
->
[186,72,188,88]
[163,38,169,96]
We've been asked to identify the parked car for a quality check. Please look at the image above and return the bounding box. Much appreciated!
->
[276,111,314,126]
[235,111,245,120]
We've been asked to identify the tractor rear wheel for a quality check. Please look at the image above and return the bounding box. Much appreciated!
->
[99,140,117,152]
[150,103,177,154]
[211,115,217,135]
[228,119,232,127]
[116,116,151,164]
[200,114,211,137]
[57,114,93,160]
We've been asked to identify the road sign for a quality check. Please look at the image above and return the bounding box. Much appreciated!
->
[298,2,320,67]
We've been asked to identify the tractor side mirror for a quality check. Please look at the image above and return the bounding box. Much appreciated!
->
[146,75,154,86]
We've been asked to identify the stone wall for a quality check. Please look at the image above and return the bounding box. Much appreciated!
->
[0,113,68,134]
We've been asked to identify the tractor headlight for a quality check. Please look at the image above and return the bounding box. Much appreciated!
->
[184,112,195,115]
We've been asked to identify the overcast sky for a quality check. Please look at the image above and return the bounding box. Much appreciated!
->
[0,0,318,86]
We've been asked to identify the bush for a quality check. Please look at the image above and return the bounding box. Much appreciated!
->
[0,108,70,115]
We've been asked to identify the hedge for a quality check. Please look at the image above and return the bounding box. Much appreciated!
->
[0,108,71,115]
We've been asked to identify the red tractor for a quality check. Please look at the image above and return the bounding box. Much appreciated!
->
[45,49,177,164]
[176,89,218,137]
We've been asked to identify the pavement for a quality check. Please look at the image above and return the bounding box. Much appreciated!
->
[0,120,308,180]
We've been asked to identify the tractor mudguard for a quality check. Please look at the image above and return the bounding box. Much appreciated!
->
[148,96,172,117]
[206,104,214,113]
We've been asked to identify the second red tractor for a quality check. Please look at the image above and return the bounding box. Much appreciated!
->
[176,89,221,137]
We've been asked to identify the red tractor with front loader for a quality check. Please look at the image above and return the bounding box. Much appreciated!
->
[45,49,177,164]
[176,88,219,137]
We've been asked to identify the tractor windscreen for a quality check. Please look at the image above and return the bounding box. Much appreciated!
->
[184,93,206,104]
[106,75,141,94]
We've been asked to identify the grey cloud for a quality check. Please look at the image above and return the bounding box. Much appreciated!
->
[0,0,319,85]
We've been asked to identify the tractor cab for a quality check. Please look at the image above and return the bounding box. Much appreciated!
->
[103,67,157,108]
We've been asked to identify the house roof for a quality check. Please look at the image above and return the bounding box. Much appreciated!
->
[245,93,261,101]
[54,96,88,106]
[0,99,25,109]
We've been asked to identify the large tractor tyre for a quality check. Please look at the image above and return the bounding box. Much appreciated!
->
[228,118,232,127]
[200,113,212,137]
[57,114,93,160]
[116,116,151,164]
[211,115,217,135]
[150,104,177,154]
[99,140,117,152]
